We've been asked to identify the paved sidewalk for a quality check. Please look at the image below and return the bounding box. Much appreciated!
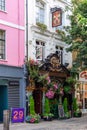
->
[0,116,87,130]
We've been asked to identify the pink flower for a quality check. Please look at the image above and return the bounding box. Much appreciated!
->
[30,59,35,65]
[45,90,54,99]
[35,60,38,65]
[53,84,58,90]
[60,90,64,96]
[46,76,51,84]
[29,59,39,66]
[30,118,35,123]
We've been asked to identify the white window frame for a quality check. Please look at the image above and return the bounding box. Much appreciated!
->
[36,0,45,24]
[36,40,45,61]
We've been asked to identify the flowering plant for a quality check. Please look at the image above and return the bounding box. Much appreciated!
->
[45,77,59,99]
[27,59,64,97]
[27,58,39,80]
[45,90,55,99]
[43,113,54,120]
[26,114,41,123]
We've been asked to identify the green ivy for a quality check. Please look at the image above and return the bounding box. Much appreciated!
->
[36,22,47,32]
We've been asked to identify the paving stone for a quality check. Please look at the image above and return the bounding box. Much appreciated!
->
[0,116,87,130]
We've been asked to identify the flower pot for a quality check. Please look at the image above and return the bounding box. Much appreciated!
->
[73,112,82,117]
[43,117,53,121]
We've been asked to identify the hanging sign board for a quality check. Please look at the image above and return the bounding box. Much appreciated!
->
[11,108,24,123]
[52,8,62,27]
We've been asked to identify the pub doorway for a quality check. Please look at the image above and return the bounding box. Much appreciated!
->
[33,89,43,115]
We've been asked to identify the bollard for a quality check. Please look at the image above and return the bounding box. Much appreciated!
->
[3,110,10,130]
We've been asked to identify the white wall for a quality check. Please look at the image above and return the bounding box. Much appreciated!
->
[27,0,72,67]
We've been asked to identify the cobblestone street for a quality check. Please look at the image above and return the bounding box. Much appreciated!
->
[0,116,87,130]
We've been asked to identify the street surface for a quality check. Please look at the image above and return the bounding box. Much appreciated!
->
[0,115,87,130]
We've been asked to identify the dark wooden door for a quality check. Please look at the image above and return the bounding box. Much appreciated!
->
[33,90,43,114]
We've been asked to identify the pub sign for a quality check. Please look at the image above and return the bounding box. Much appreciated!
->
[52,8,62,27]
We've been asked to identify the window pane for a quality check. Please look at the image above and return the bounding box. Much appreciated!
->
[36,45,42,60]
[0,30,5,59]
[36,0,45,24]
[0,0,5,11]
[39,9,44,23]
[36,41,45,60]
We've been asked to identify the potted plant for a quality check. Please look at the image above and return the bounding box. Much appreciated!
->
[72,98,82,117]
[43,98,54,121]
[73,108,82,117]
[63,98,71,119]
[26,96,41,123]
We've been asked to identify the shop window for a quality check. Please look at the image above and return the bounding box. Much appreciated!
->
[36,0,45,24]
[0,0,5,11]
[36,41,45,61]
[77,83,87,109]
[0,30,5,59]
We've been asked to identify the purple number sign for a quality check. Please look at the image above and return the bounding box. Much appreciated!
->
[11,108,24,123]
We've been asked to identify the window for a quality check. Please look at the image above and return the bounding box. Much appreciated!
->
[0,0,5,11]
[0,30,5,59]
[36,41,45,61]
[55,45,63,64]
[36,0,45,24]
[76,83,87,109]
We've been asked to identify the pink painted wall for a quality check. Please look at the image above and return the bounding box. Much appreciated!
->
[0,0,24,26]
[0,0,25,67]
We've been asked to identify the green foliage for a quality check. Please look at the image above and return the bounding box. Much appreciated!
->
[50,99,58,118]
[43,98,54,118]
[72,98,78,111]
[64,86,71,93]
[30,96,35,115]
[64,0,87,71]
[73,108,82,117]
[26,59,39,80]
[56,29,65,39]
[36,22,47,32]
[44,98,50,114]
[26,114,41,123]
[66,77,76,84]
[26,95,41,123]
[63,98,68,114]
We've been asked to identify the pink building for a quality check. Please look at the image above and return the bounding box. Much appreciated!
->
[0,0,25,66]
[0,0,25,122]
